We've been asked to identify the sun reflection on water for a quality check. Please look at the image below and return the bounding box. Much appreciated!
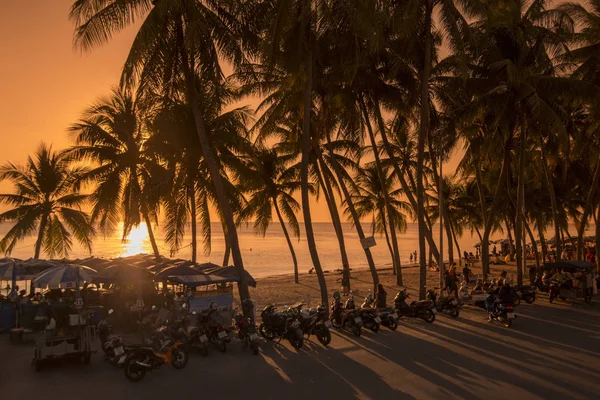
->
[121,223,151,257]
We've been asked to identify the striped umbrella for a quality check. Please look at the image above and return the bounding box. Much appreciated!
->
[32,264,98,289]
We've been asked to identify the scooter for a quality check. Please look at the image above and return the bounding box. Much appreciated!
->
[97,309,125,366]
[426,288,460,318]
[487,300,516,328]
[330,294,363,337]
[361,294,398,331]
[393,289,436,323]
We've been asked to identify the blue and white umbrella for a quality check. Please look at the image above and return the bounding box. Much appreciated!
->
[32,264,98,289]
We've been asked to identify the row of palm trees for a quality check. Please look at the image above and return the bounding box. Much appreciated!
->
[1,0,600,303]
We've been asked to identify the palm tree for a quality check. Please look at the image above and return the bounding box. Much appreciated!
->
[352,164,410,271]
[237,144,302,283]
[558,1,600,259]
[70,0,257,301]
[0,143,94,258]
[146,75,252,261]
[68,88,164,259]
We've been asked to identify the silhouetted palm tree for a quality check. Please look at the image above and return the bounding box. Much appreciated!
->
[0,144,94,258]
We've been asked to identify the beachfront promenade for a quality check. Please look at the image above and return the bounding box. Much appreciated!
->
[1,295,599,400]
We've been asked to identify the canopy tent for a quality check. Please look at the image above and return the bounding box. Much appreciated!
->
[32,264,98,289]
[167,274,235,287]
[541,261,596,270]
[93,263,154,284]
[154,265,201,279]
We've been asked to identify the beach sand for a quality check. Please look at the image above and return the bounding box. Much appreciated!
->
[245,261,520,309]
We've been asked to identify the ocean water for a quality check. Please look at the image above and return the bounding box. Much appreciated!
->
[0,221,595,279]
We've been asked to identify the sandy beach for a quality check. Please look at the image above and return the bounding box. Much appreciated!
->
[246,261,515,309]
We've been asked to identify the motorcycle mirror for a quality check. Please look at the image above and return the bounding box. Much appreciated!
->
[108,309,114,315]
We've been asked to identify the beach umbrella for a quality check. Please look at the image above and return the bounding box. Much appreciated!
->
[93,263,154,284]
[32,264,97,289]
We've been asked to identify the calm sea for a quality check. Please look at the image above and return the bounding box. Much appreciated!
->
[0,221,595,279]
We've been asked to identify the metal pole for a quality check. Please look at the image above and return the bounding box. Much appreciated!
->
[439,152,444,286]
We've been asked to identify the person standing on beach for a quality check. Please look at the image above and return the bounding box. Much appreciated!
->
[414,250,418,263]
[410,253,413,264]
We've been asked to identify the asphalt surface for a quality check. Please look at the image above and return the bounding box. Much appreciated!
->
[1,294,599,400]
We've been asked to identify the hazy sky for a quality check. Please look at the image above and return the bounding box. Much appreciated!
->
[4,0,551,223]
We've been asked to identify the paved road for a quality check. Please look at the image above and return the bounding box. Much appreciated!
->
[2,295,599,400]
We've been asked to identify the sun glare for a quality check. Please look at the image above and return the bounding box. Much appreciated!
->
[121,223,150,257]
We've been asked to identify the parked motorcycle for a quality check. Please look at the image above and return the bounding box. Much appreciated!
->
[199,303,230,353]
[426,289,460,318]
[259,305,304,349]
[330,293,363,337]
[487,300,516,328]
[234,299,260,355]
[357,293,386,332]
[514,285,536,304]
[288,303,332,346]
[122,326,188,382]
[97,309,125,366]
[178,310,209,356]
[361,294,398,331]
[393,289,436,323]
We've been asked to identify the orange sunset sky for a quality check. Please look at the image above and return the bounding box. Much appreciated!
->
[2,0,575,222]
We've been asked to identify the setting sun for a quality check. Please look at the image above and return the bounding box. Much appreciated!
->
[121,223,150,257]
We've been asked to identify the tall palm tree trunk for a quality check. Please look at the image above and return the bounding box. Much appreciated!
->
[450,222,461,265]
[34,213,49,259]
[505,218,515,258]
[414,0,434,299]
[524,220,540,268]
[379,208,395,268]
[325,133,379,292]
[481,137,512,280]
[539,136,561,261]
[577,153,600,259]
[371,103,441,266]
[178,38,249,300]
[189,185,197,263]
[538,226,547,263]
[273,198,299,283]
[302,50,328,305]
[315,158,351,276]
[361,101,402,285]
[596,207,600,269]
[141,209,161,260]
[445,218,454,265]
[515,122,526,285]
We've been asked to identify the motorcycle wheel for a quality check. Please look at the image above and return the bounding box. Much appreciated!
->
[124,354,147,382]
[250,340,260,355]
[514,297,521,306]
[218,341,227,353]
[449,308,459,318]
[171,347,188,369]
[199,343,208,357]
[289,333,303,350]
[584,295,592,304]
[525,297,535,304]
[316,327,331,346]
[502,317,512,328]
[421,309,436,323]
[387,318,398,331]
[352,325,361,337]
[259,323,275,340]
[330,316,341,329]
[369,322,380,333]
[549,294,554,303]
